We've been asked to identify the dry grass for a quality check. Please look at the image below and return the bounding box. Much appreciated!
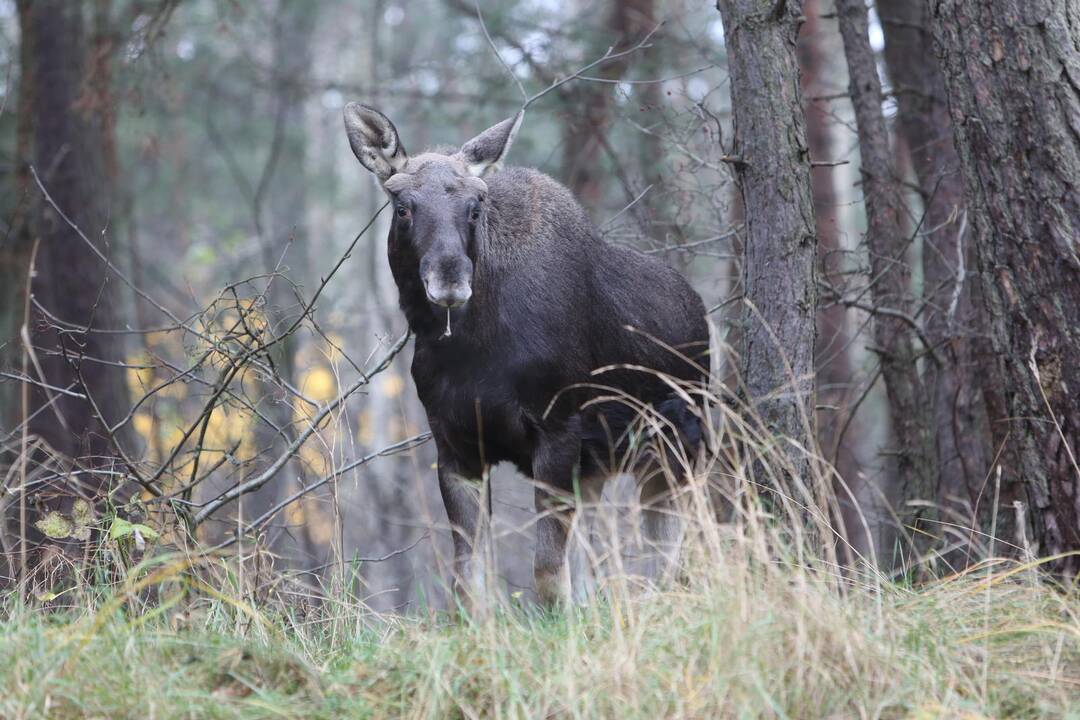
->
[2,382,1078,718]
[1,504,1078,718]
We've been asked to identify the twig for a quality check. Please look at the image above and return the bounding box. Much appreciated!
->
[0,372,87,399]
[521,23,665,112]
[189,331,412,525]
[473,0,528,101]
[216,432,432,548]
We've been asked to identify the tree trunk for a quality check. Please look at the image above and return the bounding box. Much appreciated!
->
[878,0,995,552]
[927,0,1080,571]
[245,0,319,566]
[716,0,817,483]
[13,0,131,464]
[800,0,865,554]
[632,0,677,248]
[835,0,937,544]
[0,0,37,431]
[561,0,652,212]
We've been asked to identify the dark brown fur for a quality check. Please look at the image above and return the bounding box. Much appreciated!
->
[344,104,708,604]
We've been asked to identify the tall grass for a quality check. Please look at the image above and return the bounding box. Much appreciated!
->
[2,540,1077,718]
[2,384,1079,718]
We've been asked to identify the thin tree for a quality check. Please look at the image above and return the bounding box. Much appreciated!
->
[244,0,320,567]
[716,0,817,482]
[877,0,994,549]
[800,0,865,554]
[835,0,938,548]
[928,0,1080,570]
[561,0,655,212]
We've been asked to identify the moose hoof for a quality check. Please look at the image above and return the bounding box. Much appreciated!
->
[534,564,571,607]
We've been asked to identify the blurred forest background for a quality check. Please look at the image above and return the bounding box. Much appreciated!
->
[0,0,1076,612]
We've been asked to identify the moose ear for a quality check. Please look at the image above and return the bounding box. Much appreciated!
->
[457,111,523,177]
[343,102,408,182]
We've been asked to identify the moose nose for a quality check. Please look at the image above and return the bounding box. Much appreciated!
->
[424,280,472,308]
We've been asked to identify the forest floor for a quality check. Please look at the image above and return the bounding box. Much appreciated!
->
[1,545,1078,719]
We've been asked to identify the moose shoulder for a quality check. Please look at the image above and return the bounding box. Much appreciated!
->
[343,103,709,606]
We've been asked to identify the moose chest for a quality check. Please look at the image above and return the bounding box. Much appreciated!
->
[411,341,547,473]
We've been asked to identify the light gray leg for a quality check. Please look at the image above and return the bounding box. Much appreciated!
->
[567,474,606,604]
[640,472,684,585]
[438,456,489,610]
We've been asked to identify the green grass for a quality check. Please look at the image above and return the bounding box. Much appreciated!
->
[2,547,1079,719]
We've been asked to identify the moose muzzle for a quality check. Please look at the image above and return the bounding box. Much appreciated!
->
[421,254,473,308]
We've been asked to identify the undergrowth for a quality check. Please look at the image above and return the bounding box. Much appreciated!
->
[3,387,1078,718]
[1,538,1078,719]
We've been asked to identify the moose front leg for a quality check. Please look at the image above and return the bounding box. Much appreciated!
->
[436,452,489,610]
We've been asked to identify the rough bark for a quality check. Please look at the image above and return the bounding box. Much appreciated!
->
[927,0,1080,571]
[835,0,937,541]
[878,0,995,547]
[716,0,817,482]
[13,0,131,463]
[800,0,864,553]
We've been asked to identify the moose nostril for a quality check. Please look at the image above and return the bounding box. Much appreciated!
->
[423,277,472,308]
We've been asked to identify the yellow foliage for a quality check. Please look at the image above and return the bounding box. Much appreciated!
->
[304,500,335,546]
[301,366,337,404]
[201,406,255,461]
[285,500,306,528]
[132,413,154,442]
[380,372,404,399]
[299,443,329,477]
[126,354,155,395]
[357,408,373,446]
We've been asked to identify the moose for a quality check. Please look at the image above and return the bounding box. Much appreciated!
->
[343,103,709,606]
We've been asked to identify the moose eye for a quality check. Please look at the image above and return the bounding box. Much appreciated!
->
[468,204,481,224]
[396,203,410,220]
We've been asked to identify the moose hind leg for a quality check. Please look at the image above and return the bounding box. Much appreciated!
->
[531,429,583,607]
[534,491,572,607]
[640,472,685,586]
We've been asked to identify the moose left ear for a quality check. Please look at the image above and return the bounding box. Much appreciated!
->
[343,102,408,182]
[457,111,523,177]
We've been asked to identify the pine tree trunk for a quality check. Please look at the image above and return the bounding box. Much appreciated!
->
[716,0,817,483]
[927,0,1080,570]
[835,0,938,544]
[878,0,995,551]
[15,0,131,464]
[800,0,865,554]
[561,0,652,212]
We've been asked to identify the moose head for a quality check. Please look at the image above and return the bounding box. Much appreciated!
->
[343,103,522,309]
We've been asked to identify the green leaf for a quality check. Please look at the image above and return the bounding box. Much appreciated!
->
[131,523,160,540]
[109,518,135,540]
[109,518,159,541]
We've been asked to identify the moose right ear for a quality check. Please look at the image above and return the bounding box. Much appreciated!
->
[343,102,408,182]
[458,111,523,177]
